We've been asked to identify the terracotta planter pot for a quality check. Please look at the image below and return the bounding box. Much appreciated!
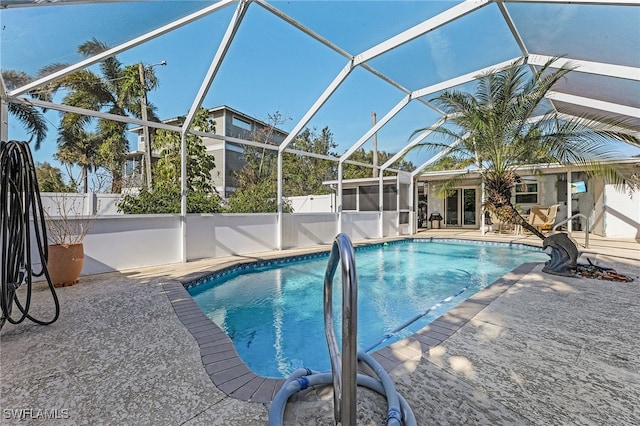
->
[47,243,84,287]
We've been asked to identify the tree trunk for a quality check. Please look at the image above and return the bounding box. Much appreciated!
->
[511,206,547,240]
[82,166,88,193]
[111,167,123,194]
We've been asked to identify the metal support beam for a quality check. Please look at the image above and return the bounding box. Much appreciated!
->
[8,0,237,97]
[279,61,356,153]
[378,172,384,238]
[412,57,520,99]
[254,0,352,59]
[0,78,8,142]
[496,2,530,58]
[8,97,182,132]
[340,94,411,164]
[183,0,249,131]
[501,0,639,6]
[379,117,447,172]
[411,139,463,179]
[277,151,283,250]
[337,162,344,234]
[354,0,489,66]
[0,100,8,142]
[528,54,640,81]
[409,178,416,235]
[566,170,573,233]
[278,60,355,237]
[179,1,248,258]
[181,132,188,263]
[556,113,640,140]
[546,91,640,118]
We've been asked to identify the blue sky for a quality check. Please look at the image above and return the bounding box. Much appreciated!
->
[2,0,639,179]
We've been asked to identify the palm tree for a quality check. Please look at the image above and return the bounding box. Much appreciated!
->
[2,70,52,149]
[56,126,102,193]
[412,58,639,239]
[55,38,161,193]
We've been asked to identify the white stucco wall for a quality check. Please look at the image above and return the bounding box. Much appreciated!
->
[603,185,640,238]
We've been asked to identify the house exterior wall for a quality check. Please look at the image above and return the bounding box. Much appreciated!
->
[603,185,640,238]
[224,144,244,197]
[592,178,606,235]
[421,170,639,237]
[207,144,225,191]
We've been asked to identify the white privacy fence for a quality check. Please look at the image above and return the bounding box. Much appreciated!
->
[40,192,123,216]
[39,193,335,216]
[31,211,407,278]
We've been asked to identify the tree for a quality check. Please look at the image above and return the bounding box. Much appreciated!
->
[227,112,288,213]
[282,127,338,196]
[228,116,337,212]
[226,180,288,213]
[117,107,223,214]
[153,108,217,194]
[2,69,53,149]
[55,127,101,193]
[55,38,161,193]
[411,58,639,239]
[35,162,74,193]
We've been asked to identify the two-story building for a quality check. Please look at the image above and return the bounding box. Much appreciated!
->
[126,105,288,198]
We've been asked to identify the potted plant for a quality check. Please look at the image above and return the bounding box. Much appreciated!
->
[44,194,96,287]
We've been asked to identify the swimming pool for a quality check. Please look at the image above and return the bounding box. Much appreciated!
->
[187,239,548,378]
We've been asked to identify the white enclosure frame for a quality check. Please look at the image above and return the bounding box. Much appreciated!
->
[2,0,639,261]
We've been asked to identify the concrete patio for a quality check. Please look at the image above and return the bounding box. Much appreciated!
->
[1,230,638,425]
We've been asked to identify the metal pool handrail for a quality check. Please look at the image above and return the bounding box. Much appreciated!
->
[552,213,589,248]
[323,233,358,426]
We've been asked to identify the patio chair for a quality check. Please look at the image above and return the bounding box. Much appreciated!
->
[528,205,559,232]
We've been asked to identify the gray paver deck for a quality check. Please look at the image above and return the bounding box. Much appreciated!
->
[1,230,638,425]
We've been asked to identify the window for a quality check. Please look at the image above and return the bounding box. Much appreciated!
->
[232,116,252,131]
[343,188,357,210]
[398,183,409,210]
[515,182,538,204]
[382,184,397,211]
[359,185,379,211]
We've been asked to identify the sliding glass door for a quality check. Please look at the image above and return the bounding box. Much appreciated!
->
[445,188,477,227]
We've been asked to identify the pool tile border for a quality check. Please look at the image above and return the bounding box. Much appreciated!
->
[164,249,540,404]
[183,237,542,292]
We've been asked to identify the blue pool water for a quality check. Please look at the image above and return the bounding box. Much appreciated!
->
[188,239,547,378]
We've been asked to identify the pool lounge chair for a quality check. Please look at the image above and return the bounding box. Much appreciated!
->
[528,205,559,232]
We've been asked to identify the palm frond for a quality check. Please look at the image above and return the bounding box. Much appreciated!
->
[7,102,48,149]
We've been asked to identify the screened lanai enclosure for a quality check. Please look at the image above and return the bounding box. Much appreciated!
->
[1,0,639,274]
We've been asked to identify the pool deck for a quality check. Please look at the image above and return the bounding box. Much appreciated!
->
[1,230,639,425]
